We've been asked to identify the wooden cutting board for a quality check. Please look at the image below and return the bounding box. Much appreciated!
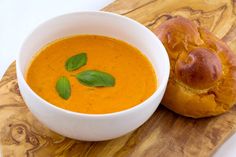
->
[1,0,236,156]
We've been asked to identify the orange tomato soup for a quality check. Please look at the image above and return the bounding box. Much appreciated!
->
[26,35,157,114]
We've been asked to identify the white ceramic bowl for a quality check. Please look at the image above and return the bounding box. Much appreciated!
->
[16,11,170,141]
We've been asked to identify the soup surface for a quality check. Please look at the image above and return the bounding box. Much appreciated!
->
[26,35,157,114]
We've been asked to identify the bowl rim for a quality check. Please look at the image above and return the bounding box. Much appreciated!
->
[16,10,170,118]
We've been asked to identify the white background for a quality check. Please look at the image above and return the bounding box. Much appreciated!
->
[0,0,235,156]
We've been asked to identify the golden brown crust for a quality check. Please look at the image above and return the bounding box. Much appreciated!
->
[175,48,222,89]
[154,17,236,118]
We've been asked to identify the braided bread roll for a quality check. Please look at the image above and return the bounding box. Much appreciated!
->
[154,17,236,118]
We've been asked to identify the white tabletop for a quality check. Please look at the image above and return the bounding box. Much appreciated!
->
[0,0,235,156]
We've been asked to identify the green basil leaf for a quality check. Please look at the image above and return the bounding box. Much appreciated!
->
[76,70,115,87]
[56,76,71,100]
[65,53,87,71]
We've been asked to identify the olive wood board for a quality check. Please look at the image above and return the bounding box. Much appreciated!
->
[1,0,236,156]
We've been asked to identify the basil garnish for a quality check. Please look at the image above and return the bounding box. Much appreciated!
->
[56,76,71,99]
[65,53,87,71]
[76,70,115,87]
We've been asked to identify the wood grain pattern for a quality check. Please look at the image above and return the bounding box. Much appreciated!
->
[1,0,236,156]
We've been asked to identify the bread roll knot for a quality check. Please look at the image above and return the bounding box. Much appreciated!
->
[154,16,236,118]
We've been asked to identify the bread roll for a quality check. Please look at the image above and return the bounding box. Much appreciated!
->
[154,17,236,118]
